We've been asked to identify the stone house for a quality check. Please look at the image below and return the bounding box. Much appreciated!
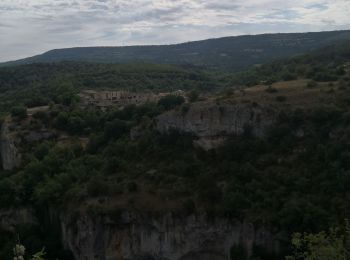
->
[79,90,158,109]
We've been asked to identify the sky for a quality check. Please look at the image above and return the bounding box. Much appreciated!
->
[0,0,350,62]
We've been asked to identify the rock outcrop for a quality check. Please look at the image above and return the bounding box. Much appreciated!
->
[61,211,283,260]
[24,130,56,143]
[156,101,276,149]
[0,208,38,232]
[0,118,21,170]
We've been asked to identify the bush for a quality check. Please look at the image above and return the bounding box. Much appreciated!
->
[11,106,27,119]
[307,80,318,88]
[265,86,278,93]
[104,119,129,139]
[276,96,287,102]
[182,199,196,214]
[187,90,199,102]
[158,95,185,110]
[33,111,49,124]
[87,177,109,197]
[197,174,222,203]
[127,182,138,192]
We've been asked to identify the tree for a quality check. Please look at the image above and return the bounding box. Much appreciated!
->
[187,90,199,102]
[11,106,27,120]
[13,244,46,260]
[158,95,185,110]
[286,223,350,260]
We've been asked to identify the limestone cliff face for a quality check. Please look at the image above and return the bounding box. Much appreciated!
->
[61,212,283,260]
[0,119,21,170]
[156,101,275,149]
[0,208,37,232]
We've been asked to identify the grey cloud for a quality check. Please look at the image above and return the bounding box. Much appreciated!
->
[203,2,240,11]
[0,0,349,62]
[306,3,328,11]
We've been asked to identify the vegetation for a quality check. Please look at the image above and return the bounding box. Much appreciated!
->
[229,40,350,86]
[11,106,27,120]
[0,62,221,112]
[3,30,350,71]
[287,222,350,260]
[1,32,350,260]
[13,244,46,260]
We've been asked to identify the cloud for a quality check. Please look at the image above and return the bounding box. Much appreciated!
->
[0,0,349,61]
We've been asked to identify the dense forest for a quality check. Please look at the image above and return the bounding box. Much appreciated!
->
[0,62,221,112]
[229,40,350,86]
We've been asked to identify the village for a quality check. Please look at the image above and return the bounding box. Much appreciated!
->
[78,89,186,109]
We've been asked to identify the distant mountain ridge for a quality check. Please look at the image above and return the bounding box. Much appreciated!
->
[3,30,350,71]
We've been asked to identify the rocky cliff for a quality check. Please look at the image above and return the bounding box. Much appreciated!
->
[0,118,21,170]
[156,101,276,149]
[61,211,283,260]
[0,208,37,232]
[0,208,284,260]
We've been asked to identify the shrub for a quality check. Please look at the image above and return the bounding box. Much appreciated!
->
[181,103,190,114]
[87,177,109,197]
[307,80,318,88]
[104,119,129,139]
[276,96,287,102]
[187,90,199,102]
[127,182,138,192]
[197,174,222,203]
[265,86,278,93]
[158,95,185,110]
[11,106,27,119]
[182,199,196,214]
[33,111,49,125]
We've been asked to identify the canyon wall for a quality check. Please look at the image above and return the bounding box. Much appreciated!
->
[61,211,283,260]
[0,119,21,170]
[156,101,276,149]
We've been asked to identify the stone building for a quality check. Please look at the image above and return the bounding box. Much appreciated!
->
[79,89,186,109]
[79,90,158,109]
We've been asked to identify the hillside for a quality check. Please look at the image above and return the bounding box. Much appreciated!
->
[0,62,222,112]
[1,73,350,259]
[3,30,350,71]
[1,34,350,260]
[229,40,350,86]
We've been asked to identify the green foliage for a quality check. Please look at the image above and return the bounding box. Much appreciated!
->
[265,86,278,93]
[30,248,46,260]
[13,244,46,260]
[229,40,350,86]
[286,223,350,260]
[276,96,287,102]
[187,90,199,102]
[4,30,350,71]
[306,80,318,88]
[158,95,185,110]
[0,43,350,259]
[230,244,248,260]
[0,63,220,111]
[11,106,27,119]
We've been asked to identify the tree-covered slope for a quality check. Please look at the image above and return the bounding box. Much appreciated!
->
[229,40,350,86]
[3,30,350,71]
[0,62,221,112]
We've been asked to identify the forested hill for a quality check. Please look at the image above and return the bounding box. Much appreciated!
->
[230,39,350,85]
[0,63,222,111]
[3,30,350,71]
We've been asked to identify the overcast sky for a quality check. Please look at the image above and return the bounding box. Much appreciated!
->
[1,0,350,62]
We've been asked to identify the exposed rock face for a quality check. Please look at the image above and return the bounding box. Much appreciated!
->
[0,208,38,232]
[156,101,275,149]
[24,130,56,143]
[0,119,21,170]
[61,212,283,260]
